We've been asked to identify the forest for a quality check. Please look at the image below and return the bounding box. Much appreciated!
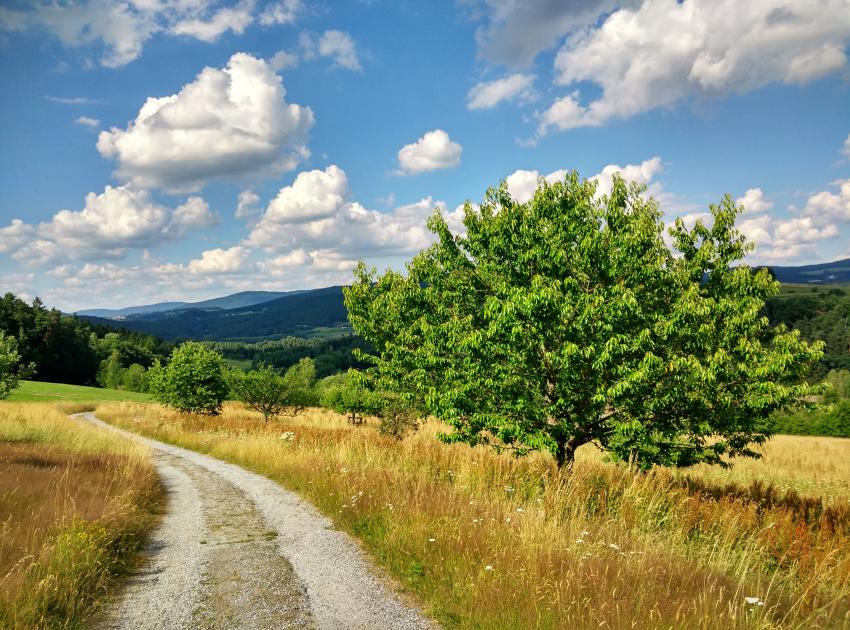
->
[0,293,172,389]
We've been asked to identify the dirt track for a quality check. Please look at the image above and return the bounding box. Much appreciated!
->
[78,413,433,630]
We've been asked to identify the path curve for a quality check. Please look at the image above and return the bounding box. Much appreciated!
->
[76,412,434,630]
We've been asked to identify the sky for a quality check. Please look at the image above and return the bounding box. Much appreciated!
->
[1,0,849,312]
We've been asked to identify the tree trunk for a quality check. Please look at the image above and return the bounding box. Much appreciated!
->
[554,439,577,469]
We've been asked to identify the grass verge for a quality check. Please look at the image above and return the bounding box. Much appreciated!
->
[0,403,161,629]
[97,402,850,629]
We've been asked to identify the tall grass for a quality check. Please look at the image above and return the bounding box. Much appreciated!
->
[0,403,161,629]
[98,402,850,629]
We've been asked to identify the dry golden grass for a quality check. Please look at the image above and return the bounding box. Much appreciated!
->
[96,402,850,630]
[684,435,850,501]
[0,402,161,630]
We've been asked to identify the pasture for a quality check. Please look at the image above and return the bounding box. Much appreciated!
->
[7,380,151,403]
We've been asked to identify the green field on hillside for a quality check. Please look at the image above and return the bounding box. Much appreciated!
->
[6,380,151,403]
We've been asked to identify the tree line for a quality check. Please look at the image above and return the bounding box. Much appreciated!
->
[0,293,172,391]
[207,335,373,378]
[147,341,416,438]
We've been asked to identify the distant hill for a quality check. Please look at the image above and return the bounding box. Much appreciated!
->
[77,301,189,318]
[768,258,850,284]
[77,290,298,319]
[79,286,349,341]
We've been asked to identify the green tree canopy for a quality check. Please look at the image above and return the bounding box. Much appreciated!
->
[228,359,317,421]
[148,341,229,415]
[344,173,824,469]
[0,332,34,399]
[319,370,380,425]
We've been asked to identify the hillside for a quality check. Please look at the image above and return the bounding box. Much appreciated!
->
[768,258,850,284]
[77,301,189,318]
[79,286,349,341]
[77,290,296,319]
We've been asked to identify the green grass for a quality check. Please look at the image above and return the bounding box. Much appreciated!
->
[7,380,151,403]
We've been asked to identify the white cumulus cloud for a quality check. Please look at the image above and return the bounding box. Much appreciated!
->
[235,189,261,219]
[247,165,456,259]
[169,1,254,42]
[735,188,773,214]
[396,129,462,176]
[538,0,850,134]
[799,178,850,223]
[269,50,299,71]
[318,30,362,71]
[504,156,664,204]
[96,52,315,191]
[467,73,536,110]
[1,1,308,68]
[0,185,214,266]
[469,0,623,67]
[186,246,254,275]
[75,116,100,128]
[260,0,302,25]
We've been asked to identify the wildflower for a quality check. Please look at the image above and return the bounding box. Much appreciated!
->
[484,565,494,571]
[580,530,590,536]
[744,596,765,606]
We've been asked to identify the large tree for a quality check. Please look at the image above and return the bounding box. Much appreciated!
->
[344,173,824,469]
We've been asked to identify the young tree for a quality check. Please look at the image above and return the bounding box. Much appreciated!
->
[228,359,317,421]
[0,332,34,399]
[148,342,229,415]
[344,173,824,469]
[319,369,379,425]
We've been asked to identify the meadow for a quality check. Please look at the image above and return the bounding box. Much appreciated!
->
[95,401,850,630]
[0,402,161,629]
[7,381,151,403]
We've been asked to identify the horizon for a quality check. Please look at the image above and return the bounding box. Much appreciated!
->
[1,1,849,312]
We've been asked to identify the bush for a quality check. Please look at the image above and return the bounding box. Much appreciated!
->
[148,342,228,414]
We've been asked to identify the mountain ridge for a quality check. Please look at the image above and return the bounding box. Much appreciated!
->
[76,290,301,319]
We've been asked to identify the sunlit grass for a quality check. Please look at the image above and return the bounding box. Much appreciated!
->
[0,402,161,629]
[97,402,850,629]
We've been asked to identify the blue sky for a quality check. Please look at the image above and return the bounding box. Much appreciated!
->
[1,0,849,311]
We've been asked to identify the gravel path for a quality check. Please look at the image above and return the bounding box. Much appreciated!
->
[77,413,434,630]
